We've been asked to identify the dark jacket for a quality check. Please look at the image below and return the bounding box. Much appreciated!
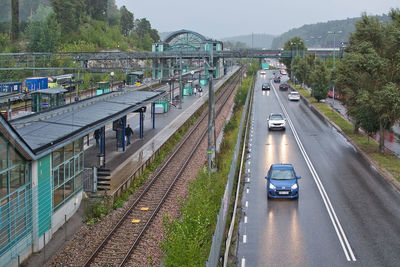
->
[125,127,133,136]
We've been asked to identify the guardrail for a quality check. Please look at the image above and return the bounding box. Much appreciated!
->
[206,76,253,267]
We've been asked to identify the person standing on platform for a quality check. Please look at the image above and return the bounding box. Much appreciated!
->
[125,124,134,145]
[94,129,100,146]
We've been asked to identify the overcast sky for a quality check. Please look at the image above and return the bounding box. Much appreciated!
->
[115,0,399,39]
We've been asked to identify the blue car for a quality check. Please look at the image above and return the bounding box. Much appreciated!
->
[266,164,301,199]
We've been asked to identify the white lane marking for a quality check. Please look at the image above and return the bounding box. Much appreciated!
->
[243,235,247,243]
[245,201,248,208]
[249,148,251,152]
[246,188,249,194]
[247,178,250,183]
[248,161,251,165]
[241,258,246,267]
[272,84,356,262]
[244,216,248,223]
[248,169,250,173]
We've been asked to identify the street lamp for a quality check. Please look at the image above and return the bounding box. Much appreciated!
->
[327,31,342,107]
[289,42,297,81]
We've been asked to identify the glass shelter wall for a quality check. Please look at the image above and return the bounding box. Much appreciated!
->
[0,134,31,256]
[52,138,84,210]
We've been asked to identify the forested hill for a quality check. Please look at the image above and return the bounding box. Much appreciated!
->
[221,34,275,49]
[0,0,160,52]
[270,14,392,48]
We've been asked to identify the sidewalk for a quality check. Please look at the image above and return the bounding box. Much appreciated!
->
[21,67,239,267]
[325,97,400,157]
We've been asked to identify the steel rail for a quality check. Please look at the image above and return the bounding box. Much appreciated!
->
[119,67,244,266]
[83,67,243,267]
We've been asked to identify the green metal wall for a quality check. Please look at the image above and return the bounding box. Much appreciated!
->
[37,155,52,237]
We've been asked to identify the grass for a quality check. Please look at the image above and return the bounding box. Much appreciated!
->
[295,84,400,182]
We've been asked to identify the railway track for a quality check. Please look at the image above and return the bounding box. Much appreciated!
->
[83,67,245,266]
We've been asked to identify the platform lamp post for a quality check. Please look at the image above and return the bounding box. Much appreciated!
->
[179,53,183,109]
[110,71,114,92]
[328,30,342,108]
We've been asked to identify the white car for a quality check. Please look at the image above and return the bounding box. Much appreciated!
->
[268,113,286,131]
[260,70,266,75]
[288,91,300,101]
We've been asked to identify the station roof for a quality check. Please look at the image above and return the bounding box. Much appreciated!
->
[8,88,166,159]
[31,87,68,94]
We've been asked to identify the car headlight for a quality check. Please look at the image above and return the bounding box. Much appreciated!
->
[269,183,276,190]
[291,183,298,190]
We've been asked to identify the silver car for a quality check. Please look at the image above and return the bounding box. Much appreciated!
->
[288,91,300,101]
[268,113,286,131]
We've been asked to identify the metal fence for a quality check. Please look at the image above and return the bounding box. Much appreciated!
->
[206,81,252,267]
[83,167,95,193]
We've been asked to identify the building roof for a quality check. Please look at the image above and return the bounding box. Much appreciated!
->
[8,88,166,158]
[31,87,68,94]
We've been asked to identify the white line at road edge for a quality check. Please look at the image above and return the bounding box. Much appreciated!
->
[241,258,246,267]
[271,83,356,262]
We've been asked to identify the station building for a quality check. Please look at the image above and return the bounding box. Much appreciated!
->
[0,87,165,266]
[152,29,224,79]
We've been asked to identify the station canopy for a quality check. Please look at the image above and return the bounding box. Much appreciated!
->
[9,89,165,158]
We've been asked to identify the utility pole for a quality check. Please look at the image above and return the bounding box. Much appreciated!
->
[179,53,183,109]
[207,43,216,173]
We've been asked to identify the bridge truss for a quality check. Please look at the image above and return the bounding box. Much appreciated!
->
[0,49,343,71]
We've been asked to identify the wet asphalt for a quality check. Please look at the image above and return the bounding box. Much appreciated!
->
[237,71,400,267]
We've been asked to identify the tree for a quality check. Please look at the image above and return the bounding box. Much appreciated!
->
[26,6,60,52]
[134,18,151,39]
[354,91,380,142]
[310,58,330,102]
[149,28,160,42]
[305,53,316,86]
[51,0,85,34]
[336,9,400,152]
[11,0,19,40]
[120,5,133,36]
[281,37,306,77]
[84,0,108,21]
[291,55,308,85]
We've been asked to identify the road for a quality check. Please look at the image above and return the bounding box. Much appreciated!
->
[237,70,400,266]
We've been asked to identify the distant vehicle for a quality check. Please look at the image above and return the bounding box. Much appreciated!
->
[22,77,48,92]
[273,76,281,83]
[288,91,300,101]
[48,74,74,88]
[265,163,301,199]
[127,71,144,86]
[328,90,344,100]
[280,68,287,75]
[267,113,286,130]
[279,82,289,90]
[0,82,22,93]
[262,83,270,90]
[260,70,266,75]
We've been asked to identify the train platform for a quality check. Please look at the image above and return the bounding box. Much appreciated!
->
[84,66,239,196]
[21,66,239,267]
